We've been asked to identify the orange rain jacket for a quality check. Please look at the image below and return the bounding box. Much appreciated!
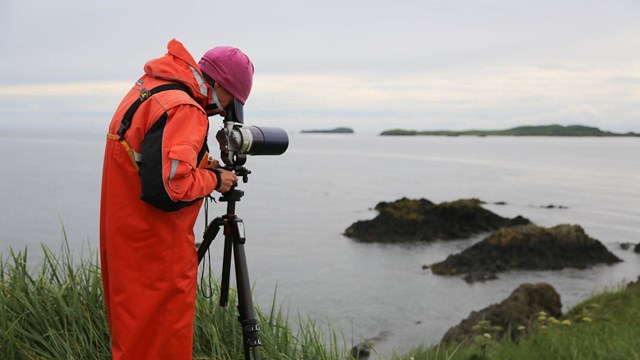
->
[100,39,218,359]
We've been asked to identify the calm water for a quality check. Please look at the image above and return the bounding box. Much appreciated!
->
[1,128,639,356]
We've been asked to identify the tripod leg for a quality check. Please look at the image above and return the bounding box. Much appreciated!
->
[219,235,233,308]
[233,242,261,360]
[197,217,224,264]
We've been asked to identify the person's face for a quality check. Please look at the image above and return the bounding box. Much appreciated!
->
[213,83,234,110]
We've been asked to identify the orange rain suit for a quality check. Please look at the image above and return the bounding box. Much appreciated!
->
[100,39,219,359]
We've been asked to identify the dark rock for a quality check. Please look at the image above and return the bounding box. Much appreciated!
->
[350,342,371,360]
[349,331,390,359]
[505,215,530,227]
[635,243,640,254]
[494,201,507,205]
[463,271,498,284]
[441,283,562,344]
[344,198,531,243]
[541,204,569,209]
[620,243,634,251]
[430,224,622,279]
[628,276,640,290]
[540,204,569,209]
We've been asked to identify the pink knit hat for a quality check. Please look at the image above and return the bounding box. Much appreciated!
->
[198,46,254,104]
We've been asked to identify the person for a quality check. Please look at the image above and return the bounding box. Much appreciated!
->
[100,38,254,359]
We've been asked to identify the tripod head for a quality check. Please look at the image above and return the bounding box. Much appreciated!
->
[216,164,250,204]
[224,164,252,184]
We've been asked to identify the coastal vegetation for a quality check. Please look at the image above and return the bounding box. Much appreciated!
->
[0,245,349,359]
[1,243,638,359]
[380,124,640,137]
[398,280,640,360]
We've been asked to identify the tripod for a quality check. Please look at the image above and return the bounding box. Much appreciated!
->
[197,166,261,360]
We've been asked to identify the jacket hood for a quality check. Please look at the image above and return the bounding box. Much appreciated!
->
[144,39,209,105]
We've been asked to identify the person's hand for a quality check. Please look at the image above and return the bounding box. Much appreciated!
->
[216,169,238,193]
[205,155,220,169]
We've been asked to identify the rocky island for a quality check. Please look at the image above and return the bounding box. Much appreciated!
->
[344,198,530,243]
[301,127,354,134]
[429,224,621,282]
[380,124,640,137]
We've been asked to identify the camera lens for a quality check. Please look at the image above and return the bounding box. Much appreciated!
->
[237,126,289,156]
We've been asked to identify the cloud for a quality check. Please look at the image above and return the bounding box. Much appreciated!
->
[249,63,640,131]
[1,62,638,133]
[0,81,130,121]
[2,0,639,133]
[0,81,132,97]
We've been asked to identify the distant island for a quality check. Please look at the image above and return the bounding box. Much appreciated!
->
[380,125,640,137]
[301,127,354,134]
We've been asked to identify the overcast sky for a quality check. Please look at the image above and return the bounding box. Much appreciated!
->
[1,0,639,133]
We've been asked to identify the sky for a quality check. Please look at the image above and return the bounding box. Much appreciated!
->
[1,0,639,133]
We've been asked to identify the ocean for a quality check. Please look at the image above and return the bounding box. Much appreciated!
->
[1,128,639,356]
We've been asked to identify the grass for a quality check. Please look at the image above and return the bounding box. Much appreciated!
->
[397,285,640,360]
[2,242,639,360]
[0,243,352,359]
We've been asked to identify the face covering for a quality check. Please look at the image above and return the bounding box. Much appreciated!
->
[205,86,226,117]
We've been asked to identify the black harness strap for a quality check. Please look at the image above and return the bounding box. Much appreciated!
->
[113,82,210,212]
[116,83,190,140]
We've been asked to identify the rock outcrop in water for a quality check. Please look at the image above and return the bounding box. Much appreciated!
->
[429,224,621,282]
[628,276,640,290]
[301,127,354,134]
[344,198,530,243]
[441,283,562,344]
